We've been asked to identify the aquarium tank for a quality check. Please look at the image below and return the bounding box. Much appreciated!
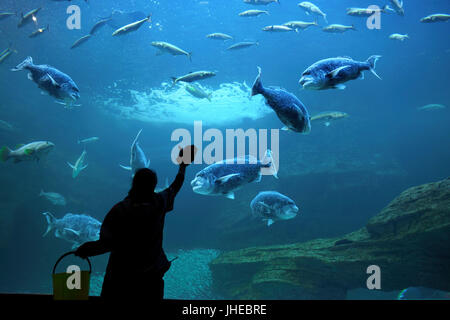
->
[0,0,449,301]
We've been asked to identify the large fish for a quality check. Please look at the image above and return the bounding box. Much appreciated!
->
[111,14,151,36]
[67,149,88,178]
[171,71,216,84]
[11,57,80,107]
[250,191,299,226]
[190,150,277,200]
[151,41,192,61]
[42,212,101,249]
[120,129,150,177]
[252,67,311,133]
[0,141,54,163]
[299,56,382,90]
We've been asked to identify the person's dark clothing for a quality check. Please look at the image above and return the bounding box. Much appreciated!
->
[77,166,186,300]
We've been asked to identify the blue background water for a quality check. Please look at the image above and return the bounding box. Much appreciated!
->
[0,0,449,299]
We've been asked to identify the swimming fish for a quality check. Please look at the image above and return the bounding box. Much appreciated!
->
[0,141,54,163]
[283,20,318,31]
[389,33,409,41]
[42,212,101,249]
[262,25,296,32]
[252,67,311,133]
[299,55,382,90]
[243,0,279,5]
[39,190,66,206]
[420,14,450,23]
[226,41,259,51]
[322,24,356,33]
[417,104,446,111]
[346,6,388,17]
[18,8,41,28]
[250,191,299,226]
[0,44,16,64]
[11,57,80,107]
[171,71,216,84]
[151,41,192,61]
[190,150,277,200]
[389,0,404,16]
[111,14,151,36]
[238,10,269,17]
[29,25,49,38]
[70,34,92,49]
[310,111,348,126]
[298,2,327,23]
[0,12,16,20]
[206,33,233,40]
[0,120,15,132]
[120,129,150,177]
[89,18,111,35]
[185,83,212,101]
[67,150,88,178]
[78,137,99,145]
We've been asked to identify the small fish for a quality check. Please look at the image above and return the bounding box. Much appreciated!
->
[18,8,41,28]
[0,141,54,163]
[346,6,388,17]
[238,10,269,17]
[78,137,99,145]
[262,25,296,32]
[250,191,299,227]
[417,104,446,111]
[11,57,80,107]
[185,83,212,101]
[420,14,450,23]
[42,212,101,249]
[298,2,327,23]
[0,45,16,64]
[39,190,66,206]
[252,67,311,133]
[389,33,409,41]
[389,0,404,16]
[171,71,216,84]
[310,111,348,126]
[243,0,279,5]
[299,55,382,90]
[67,150,88,178]
[70,34,92,49]
[206,33,233,40]
[226,41,259,51]
[0,119,14,131]
[119,129,150,177]
[0,12,16,20]
[283,20,318,30]
[151,41,192,61]
[112,14,151,36]
[323,24,356,33]
[89,18,111,35]
[191,150,277,200]
[29,25,49,38]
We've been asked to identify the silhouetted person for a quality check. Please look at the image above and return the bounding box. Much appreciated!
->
[75,145,197,301]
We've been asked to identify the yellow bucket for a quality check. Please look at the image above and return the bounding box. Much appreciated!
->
[52,251,92,300]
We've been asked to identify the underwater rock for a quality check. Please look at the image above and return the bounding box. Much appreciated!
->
[210,178,450,299]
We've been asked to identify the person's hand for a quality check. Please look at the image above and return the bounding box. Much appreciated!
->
[176,145,197,166]
[74,243,91,259]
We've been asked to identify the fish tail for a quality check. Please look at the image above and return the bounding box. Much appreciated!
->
[170,77,178,86]
[367,55,382,80]
[261,149,278,179]
[42,212,56,237]
[251,66,263,96]
[0,146,11,162]
[351,24,357,31]
[11,56,33,71]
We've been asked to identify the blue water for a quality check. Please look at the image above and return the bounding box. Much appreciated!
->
[0,0,449,299]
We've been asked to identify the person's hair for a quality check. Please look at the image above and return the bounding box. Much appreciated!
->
[128,168,157,201]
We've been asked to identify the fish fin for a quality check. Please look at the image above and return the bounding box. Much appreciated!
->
[358,72,365,80]
[0,146,11,162]
[251,66,263,96]
[64,228,80,237]
[262,149,278,179]
[46,74,60,87]
[71,243,79,250]
[67,162,75,169]
[42,212,56,237]
[367,55,382,80]
[327,66,350,79]
[224,192,235,200]
[81,164,88,170]
[325,122,331,127]
[216,173,240,184]
[333,84,346,90]
[266,219,274,227]
[305,11,309,16]
[164,177,169,188]
[281,126,289,131]
[254,174,262,182]
[27,73,33,81]
[11,56,32,71]
[119,165,132,171]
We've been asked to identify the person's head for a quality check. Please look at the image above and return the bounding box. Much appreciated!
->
[128,168,157,200]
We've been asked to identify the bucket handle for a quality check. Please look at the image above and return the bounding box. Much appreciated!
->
[52,251,92,275]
